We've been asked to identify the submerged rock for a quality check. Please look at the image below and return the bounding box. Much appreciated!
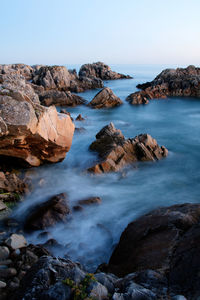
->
[88,123,168,174]
[0,74,75,166]
[89,87,123,109]
[24,193,71,231]
[79,62,132,80]
[78,196,102,205]
[127,65,200,105]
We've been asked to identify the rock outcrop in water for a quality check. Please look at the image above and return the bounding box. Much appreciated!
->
[79,61,132,80]
[108,203,200,299]
[88,87,123,108]
[0,73,75,166]
[24,193,71,231]
[88,123,168,174]
[127,65,200,105]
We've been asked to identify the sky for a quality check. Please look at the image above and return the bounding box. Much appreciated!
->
[0,0,200,66]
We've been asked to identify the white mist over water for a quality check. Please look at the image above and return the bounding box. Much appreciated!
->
[13,65,200,270]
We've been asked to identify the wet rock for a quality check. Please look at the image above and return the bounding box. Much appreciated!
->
[75,114,85,121]
[127,65,200,105]
[0,246,10,260]
[5,234,27,250]
[88,123,168,174]
[78,196,102,205]
[79,62,132,80]
[24,193,71,231]
[13,256,86,300]
[0,74,75,166]
[89,87,123,109]
[95,272,116,293]
[75,127,86,133]
[73,205,84,212]
[108,203,200,299]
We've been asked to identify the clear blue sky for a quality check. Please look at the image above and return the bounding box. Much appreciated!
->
[0,0,200,66]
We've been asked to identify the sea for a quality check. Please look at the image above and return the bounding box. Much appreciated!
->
[13,64,200,271]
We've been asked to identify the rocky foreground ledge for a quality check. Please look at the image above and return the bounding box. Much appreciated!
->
[88,123,168,174]
[127,65,200,105]
[0,203,199,299]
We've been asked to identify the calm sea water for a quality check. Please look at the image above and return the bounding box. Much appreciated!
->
[14,64,200,270]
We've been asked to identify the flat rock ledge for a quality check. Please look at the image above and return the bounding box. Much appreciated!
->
[0,73,74,167]
[88,123,168,174]
[127,65,200,105]
[88,87,123,109]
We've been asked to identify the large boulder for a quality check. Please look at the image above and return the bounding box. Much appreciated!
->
[88,123,168,174]
[127,65,200,105]
[0,74,74,166]
[79,62,132,80]
[88,87,123,108]
[108,203,200,299]
[24,193,71,231]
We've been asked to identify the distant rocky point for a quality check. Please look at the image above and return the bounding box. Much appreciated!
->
[127,65,200,105]
[79,61,132,80]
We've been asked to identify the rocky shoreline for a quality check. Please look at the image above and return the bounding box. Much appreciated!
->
[0,63,200,299]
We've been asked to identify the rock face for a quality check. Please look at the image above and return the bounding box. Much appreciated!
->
[108,203,200,299]
[88,123,168,174]
[39,90,85,107]
[24,193,71,231]
[79,62,132,80]
[127,65,200,105]
[0,74,75,166]
[89,87,123,109]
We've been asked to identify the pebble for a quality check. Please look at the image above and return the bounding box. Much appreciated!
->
[0,246,10,260]
[0,280,6,288]
[5,234,27,250]
[0,267,17,278]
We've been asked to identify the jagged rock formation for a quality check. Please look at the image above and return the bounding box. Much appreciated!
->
[39,90,86,106]
[79,61,132,80]
[88,87,123,109]
[0,73,75,166]
[88,123,168,174]
[127,65,200,105]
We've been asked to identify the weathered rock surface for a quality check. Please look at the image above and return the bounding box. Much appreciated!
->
[39,90,86,107]
[88,123,168,173]
[0,64,34,81]
[24,193,71,231]
[5,234,27,250]
[0,74,75,166]
[79,62,132,80]
[127,65,200,105]
[89,87,123,109]
[108,203,200,299]
[0,171,27,194]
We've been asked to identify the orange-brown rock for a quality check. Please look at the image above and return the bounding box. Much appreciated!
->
[89,87,123,109]
[0,74,74,166]
[88,123,168,174]
[127,65,200,105]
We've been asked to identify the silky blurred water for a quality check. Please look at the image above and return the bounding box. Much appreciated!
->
[13,64,200,270]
